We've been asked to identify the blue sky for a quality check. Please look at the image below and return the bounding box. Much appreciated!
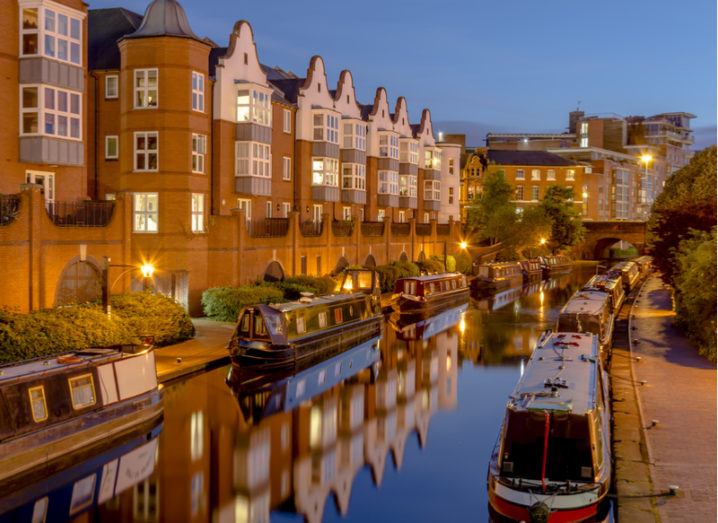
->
[93,0,716,147]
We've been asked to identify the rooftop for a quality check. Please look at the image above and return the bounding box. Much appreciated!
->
[88,8,143,69]
[487,149,576,167]
[124,0,201,41]
[560,291,610,316]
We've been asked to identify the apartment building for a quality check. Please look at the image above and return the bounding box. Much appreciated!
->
[0,0,462,313]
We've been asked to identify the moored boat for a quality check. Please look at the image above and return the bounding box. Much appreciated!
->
[471,262,523,293]
[0,345,161,484]
[539,255,573,278]
[520,259,543,284]
[389,302,468,341]
[633,256,653,279]
[391,272,469,318]
[228,292,382,367]
[582,273,626,314]
[488,331,611,523]
[556,291,614,355]
[337,268,381,305]
[608,260,640,292]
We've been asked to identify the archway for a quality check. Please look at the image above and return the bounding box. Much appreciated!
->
[399,252,408,262]
[594,238,639,260]
[364,254,376,268]
[55,257,102,306]
[417,251,426,263]
[334,256,349,274]
[263,261,285,282]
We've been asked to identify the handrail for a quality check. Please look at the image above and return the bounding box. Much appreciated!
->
[248,218,289,238]
[300,220,323,237]
[46,200,115,227]
[361,221,384,237]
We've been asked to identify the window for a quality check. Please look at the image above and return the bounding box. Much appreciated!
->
[359,208,364,221]
[25,170,54,202]
[547,169,556,181]
[68,374,96,410]
[515,169,525,180]
[282,202,291,217]
[566,186,574,200]
[20,85,82,139]
[28,385,48,422]
[424,180,440,201]
[235,142,271,178]
[580,122,589,148]
[531,169,541,181]
[236,89,271,126]
[448,186,454,204]
[377,209,385,221]
[531,186,540,201]
[399,139,419,164]
[21,8,39,55]
[312,157,339,186]
[398,210,405,223]
[263,201,271,218]
[342,207,351,220]
[378,170,399,195]
[133,193,159,233]
[379,132,399,159]
[423,212,429,223]
[399,174,417,197]
[236,198,251,221]
[342,122,366,150]
[341,163,366,190]
[449,158,455,175]
[190,134,206,174]
[313,112,339,144]
[515,185,524,200]
[191,193,205,233]
[105,75,118,99]
[283,109,291,133]
[134,69,158,109]
[424,148,441,169]
[566,169,575,181]
[24,7,82,65]
[282,156,291,181]
[134,132,158,171]
[105,135,118,159]
[191,71,204,112]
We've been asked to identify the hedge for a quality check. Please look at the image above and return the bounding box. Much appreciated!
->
[201,285,284,322]
[0,293,194,365]
[376,260,421,293]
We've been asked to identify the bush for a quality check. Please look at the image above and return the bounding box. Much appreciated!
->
[417,257,444,274]
[281,275,336,296]
[201,285,284,322]
[112,292,195,346]
[455,252,473,275]
[375,260,421,293]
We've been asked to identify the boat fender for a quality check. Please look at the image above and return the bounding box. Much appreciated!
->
[529,500,550,522]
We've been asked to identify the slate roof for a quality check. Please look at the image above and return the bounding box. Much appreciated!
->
[124,0,201,41]
[88,8,143,70]
[269,78,305,104]
[487,149,575,167]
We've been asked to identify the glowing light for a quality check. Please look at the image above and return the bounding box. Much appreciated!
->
[640,153,653,164]
[459,240,468,250]
[539,238,547,245]
[342,278,353,291]
[540,291,545,306]
[459,317,466,335]
[582,191,589,199]
[140,263,155,278]
[446,355,452,372]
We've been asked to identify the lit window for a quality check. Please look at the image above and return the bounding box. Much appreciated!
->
[68,374,96,410]
[399,174,417,197]
[134,69,158,109]
[27,7,82,65]
[531,186,540,201]
[191,193,205,233]
[236,198,251,221]
[21,8,39,55]
[282,156,291,181]
[313,112,339,144]
[133,193,159,233]
[191,134,206,173]
[399,139,419,164]
[379,132,399,159]
[378,209,385,221]
[134,131,158,171]
[312,157,339,186]
[424,148,441,169]
[341,163,366,190]
[105,135,118,159]
[283,109,291,133]
[236,89,271,126]
[191,71,204,112]
[282,202,291,217]
[235,141,271,178]
[342,121,366,150]
[28,385,48,422]
[547,169,556,181]
[378,170,399,195]
[398,210,405,222]
[424,180,440,201]
[531,169,541,181]
[105,75,118,99]
[515,169,525,181]
[20,85,82,140]
[566,169,575,181]
[342,206,351,220]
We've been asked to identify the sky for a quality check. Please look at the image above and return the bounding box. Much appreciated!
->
[92,0,716,148]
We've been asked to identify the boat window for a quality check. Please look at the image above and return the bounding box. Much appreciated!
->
[296,315,306,334]
[68,374,96,410]
[238,312,251,336]
[253,314,269,338]
[357,271,373,290]
[406,280,416,295]
[28,385,48,422]
[318,311,327,328]
[334,308,343,323]
[31,497,48,523]
[69,473,96,515]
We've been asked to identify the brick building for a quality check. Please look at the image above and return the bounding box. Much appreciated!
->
[0,0,462,313]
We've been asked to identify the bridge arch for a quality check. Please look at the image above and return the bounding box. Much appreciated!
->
[579,221,647,260]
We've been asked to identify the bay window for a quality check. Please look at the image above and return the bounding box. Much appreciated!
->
[424,180,440,201]
[400,139,419,164]
[379,132,399,159]
[235,142,271,178]
[342,121,366,150]
[236,89,271,126]
[312,158,339,186]
[134,69,158,109]
[20,5,83,66]
[134,132,158,171]
[20,85,82,139]
[342,163,366,190]
[133,193,158,233]
[378,170,399,195]
[424,148,441,170]
[313,112,339,144]
[399,175,417,197]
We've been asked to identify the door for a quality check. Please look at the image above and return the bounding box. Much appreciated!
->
[237,198,252,221]
[26,170,55,202]
[313,204,323,223]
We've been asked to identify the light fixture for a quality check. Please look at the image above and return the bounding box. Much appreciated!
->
[459,240,468,250]
[140,263,155,278]
[539,238,547,245]
[640,153,653,164]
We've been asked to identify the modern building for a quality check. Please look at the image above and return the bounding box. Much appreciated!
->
[0,0,462,313]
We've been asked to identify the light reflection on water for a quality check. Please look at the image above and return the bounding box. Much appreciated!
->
[2,266,600,523]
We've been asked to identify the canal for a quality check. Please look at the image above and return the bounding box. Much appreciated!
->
[1,265,598,523]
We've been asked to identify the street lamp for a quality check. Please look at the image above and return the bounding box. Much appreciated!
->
[539,238,547,246]
[459,240,468,250]
[102,257,156,316]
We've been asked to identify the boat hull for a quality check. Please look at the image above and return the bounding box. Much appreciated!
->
[488,484,607,523]
[523,269,543,284]
[392,287,469,319]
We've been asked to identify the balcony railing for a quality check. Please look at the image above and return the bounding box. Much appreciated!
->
[46,200,115,227]
[415,223,431,236]
[0,195,20,226]
[300,220,323,237]
[361,221,384,237]
[248,218,289,238]
[331,220,354,237]
[436,223,451,236]
[391,222,411,236]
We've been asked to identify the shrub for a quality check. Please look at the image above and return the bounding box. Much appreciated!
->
[455,252,473,275]
[281,275,336,296]
[112,292,195,346]
[374,260,420,293]
[417,257,444,274]
[201,285,284,322]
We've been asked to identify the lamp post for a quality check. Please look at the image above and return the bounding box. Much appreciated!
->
[639,153,653,216]
[102,257,156,316]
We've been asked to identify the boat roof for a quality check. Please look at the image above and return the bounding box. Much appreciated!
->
[479,261,521,268]
[399,272,463,282]
[560,291,609,315]
[611,261,636,271]
[266,292,367,313]
[0,348,124,385]
[583,274,621,290]
[509,332,599,414]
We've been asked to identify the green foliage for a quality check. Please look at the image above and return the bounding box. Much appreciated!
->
[454,251,473,275]
[673,229,717,361]
[417,257,445,275]
[282,275,337,296]
[375,260,421,293]
[539,185,585,251]
[201,285,284,322]
[648,146,717,283]
[0,293,194,364]
[466,170,517,245]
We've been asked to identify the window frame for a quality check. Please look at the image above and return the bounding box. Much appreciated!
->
[105,135,118,160]
[341,163,366,191]
[313,111,339,144]
[546,169,556,181]
[282,202,291,218]
[282,156,291,181]
[191,133,206,174]
[133,192,159,233]
[282,108,291,133]
[378,170,399,195]
[191,71,204,112]
[68,373,96,410]
[312,157,339,187]
[20,6,84,66]
[531,169,541,181]
[20,84,82,140]
[133,131,159,172]
[105,74,118,99]
[399,174,417,197]
[379,132,399,159]
[531,185,540,201]
[515,169,525,181]
[133,68,158,109]
[342,120,366,151]
[565,169,576,181]
[235,141,271,178]
[28,385,48,422]
[423,180,441,201]
[236,88,271,126]
[191,193,205,233]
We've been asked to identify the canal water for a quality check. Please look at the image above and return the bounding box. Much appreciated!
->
[2,265,599,523]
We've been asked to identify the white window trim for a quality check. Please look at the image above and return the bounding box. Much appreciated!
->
[133,68,158,110]
[19,4,85,66]
[236,87,272,126]
[378,170,399,195]
[191,133,206,174]
[282,156,291,181]
[379,132,399,160]
[312,157,339,187]
[423,180,440,201]
[19,84,82,140]
[191,71,204,112]
[105,135,118,160]
[313,111,339,145]
[133,131,159,172]
[282,202,291,218]
[133,192,159,233]
[341,163,366,191]
[399,174,417,197]
[236,198,252,221]
[105,74,118,99]
[342,120,366,151]
[515,169,525,181]
[400,138,419,165]
[235,141,271,178]
[191,193,205,233]
[531,169,541,181]
[282,109,291,133]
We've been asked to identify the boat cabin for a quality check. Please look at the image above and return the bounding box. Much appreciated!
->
[557,291,613,346]
[476,262,523,282]
[582,274,625,313]
[337,268,380,298]
[393,272,467,299]
[610,261,640,291]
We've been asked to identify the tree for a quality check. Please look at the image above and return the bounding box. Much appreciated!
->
[648,146,716,283]
[466,170,516,245]
[539,185,585,252]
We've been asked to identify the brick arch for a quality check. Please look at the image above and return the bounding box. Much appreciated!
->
[334,256,349,274]
[55,256,103,307]
[364,254,376,268]
[263,260,285,282]
[578,221,648,260]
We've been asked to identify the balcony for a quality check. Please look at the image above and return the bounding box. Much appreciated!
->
[415,223,431,236]
[436,223,451,236]
[248,218,289,238]
[391,222,410,236]
[341,189,366,205]
[46,200,115,227]
[235,176,271,197]
[423,200,441,211]
[300,220,323,237]
[361,221,384,237]
[0,195,20,226]
[423,169,441,181]
[398,195,417,209]
[312,185,340,202]
[377,194,398,208]
[332,220,354,237]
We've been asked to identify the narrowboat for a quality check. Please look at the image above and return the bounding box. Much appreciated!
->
[390,302,468,341]
[609,260,640,292]
[582,273,626,314]
[0,418,161,520]
[471,262,524,293]
[520,259,543,283]
[0,346,161,484]
[633,256,653,280]
[539,255,573,278]
[227,335,381,423]
[488,331,611,523]
[557,291,615,355]
[391,273,469,318]
[228,292,382,367]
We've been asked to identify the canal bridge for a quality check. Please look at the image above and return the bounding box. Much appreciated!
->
[578,221,648,259]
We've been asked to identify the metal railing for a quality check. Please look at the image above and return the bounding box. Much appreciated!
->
[46,200,115,227]
[331,220,354,237]
[300,220,323,237]
[361,221,384,237]
[248,218,289,238]
[391,222,411,236]
[415,223,432,236]
[0,195,20,226]
[436,223,451,236]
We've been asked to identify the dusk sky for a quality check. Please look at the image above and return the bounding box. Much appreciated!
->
[93,0,716,148]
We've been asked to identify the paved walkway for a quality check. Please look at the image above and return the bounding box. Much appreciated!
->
[154,318,234,383]
[629,275,716,522]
